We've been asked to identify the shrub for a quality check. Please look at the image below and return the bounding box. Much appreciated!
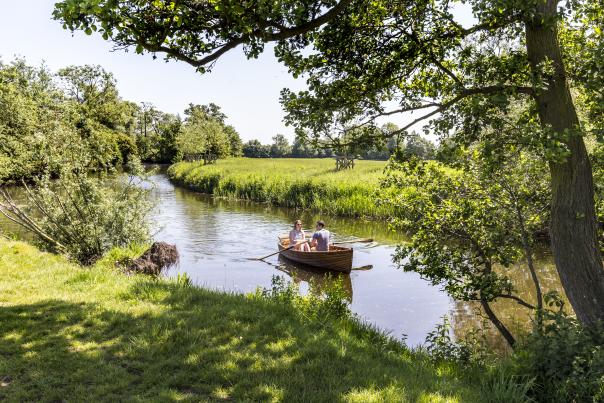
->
[0,159,154,265]
[513,293,604,402]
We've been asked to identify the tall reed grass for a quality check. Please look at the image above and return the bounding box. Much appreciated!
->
[168,158,391,217]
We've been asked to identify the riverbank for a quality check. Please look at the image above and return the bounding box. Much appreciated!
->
[0,238,485,401]
[167,158,392,217]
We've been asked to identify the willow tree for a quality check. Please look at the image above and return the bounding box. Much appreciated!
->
[54,0,604,324]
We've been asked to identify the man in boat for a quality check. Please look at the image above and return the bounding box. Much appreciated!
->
[310,220,331,251]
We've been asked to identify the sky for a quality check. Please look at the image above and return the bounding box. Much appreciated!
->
[0,1,474,143]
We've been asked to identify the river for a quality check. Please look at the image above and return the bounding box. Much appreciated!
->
[0,169,565,348]
[147,170,452,346]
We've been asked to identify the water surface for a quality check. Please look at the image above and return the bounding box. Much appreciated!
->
[149,171,451,346]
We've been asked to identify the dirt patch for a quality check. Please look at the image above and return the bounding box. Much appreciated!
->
[127,242,179,275]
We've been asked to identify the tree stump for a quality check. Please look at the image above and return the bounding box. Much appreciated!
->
[127,242,179,276]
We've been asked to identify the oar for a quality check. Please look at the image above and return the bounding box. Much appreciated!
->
[332,238,373,244]
[351,264,373,271]
[248,241,309,261]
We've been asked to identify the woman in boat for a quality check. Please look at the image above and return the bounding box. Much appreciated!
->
[289,220,310,251]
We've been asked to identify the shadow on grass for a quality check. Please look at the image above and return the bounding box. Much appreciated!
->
[0,280,478,402]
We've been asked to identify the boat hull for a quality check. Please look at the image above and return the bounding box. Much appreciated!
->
[278,242,353,273]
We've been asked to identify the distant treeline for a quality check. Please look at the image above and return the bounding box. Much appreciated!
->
[242,131,436,160]
[0,59,243,184]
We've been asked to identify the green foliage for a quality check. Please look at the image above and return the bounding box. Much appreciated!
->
[379,149,549,345]
[177,103,236,161]
[178,117,228,158]
[270,134,292,157]
[134,103,181,163]
[0,60,142,183]
[590,144,604,226]
[0,60,69,182]
[77,119,128,169]
[290,136,336,158]
[561,0,604,141]
[396,132,437,162]
[243,139,271,158]
[240,126,434,161]
[57,65,121,126]
[3,159,154,265]
[115,131,138,164]
[479,369,535,403]
[258,275,351,322]
[58,65,140,164]
[425,316,479,365]
[168,158,391,217]
[225,125,243,157]
[513,293,604,402]
[381,155,545,297]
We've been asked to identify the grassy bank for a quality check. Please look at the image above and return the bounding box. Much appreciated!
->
[0,239,484,401]
[167,158,391,217]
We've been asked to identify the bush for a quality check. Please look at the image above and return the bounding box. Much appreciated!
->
[0,159,154,265]
[513,294,604,402]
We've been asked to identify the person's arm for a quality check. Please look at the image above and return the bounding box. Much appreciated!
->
[310,232,318,248]
[289,230,296,245]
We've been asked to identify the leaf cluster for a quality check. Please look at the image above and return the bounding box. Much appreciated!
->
[378,148,549,307]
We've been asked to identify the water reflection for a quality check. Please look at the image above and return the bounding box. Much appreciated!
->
[451,250,568,351]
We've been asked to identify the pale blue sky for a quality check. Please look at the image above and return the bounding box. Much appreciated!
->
[0,1,474,142]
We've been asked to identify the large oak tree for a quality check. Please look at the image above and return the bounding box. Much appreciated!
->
[53,0,604,324]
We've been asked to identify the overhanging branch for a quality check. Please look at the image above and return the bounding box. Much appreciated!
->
[138,0,353,68]
[329,84,534,147]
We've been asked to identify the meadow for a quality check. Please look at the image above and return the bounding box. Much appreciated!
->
[168,158,391,218]
[0,238,486,401]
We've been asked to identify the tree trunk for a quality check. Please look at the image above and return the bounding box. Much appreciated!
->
[525,1,604,325]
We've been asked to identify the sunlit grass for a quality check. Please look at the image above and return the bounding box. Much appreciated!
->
[167,158,391,217]
[0,238,485,401]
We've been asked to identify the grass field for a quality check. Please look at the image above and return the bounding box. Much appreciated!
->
[0,238,485,402]
[167,158,391,217]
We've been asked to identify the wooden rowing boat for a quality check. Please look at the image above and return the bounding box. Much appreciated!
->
[277,239,353,273]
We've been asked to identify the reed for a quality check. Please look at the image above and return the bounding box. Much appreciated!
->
[168,158,392,217]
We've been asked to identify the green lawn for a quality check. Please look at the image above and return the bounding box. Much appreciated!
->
[0,239,483,402]
[167,158,391,218]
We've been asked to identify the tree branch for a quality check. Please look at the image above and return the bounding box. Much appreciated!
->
[139,0,353,68]
[430,56,463,87]
[497,294,536,310]
[330,84,534,147]
[481,298,516,347]
[391,85,533,135]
